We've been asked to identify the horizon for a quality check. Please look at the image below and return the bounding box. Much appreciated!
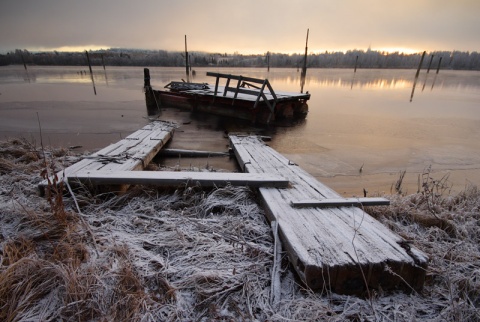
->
[3,46,471,56]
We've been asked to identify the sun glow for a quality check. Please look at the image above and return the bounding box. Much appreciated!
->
[32,45,111,53]
[372,47,423,54]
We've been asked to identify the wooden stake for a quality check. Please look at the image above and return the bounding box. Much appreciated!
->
[301,29,309,93]
[85,50,97,95]
[436,57,443,74]
[426,54,434,73]
[422,54,435,91]
[143,68,151,88]
[415,51,426,79]
[410,51,426,102]
[185,35,189,80]
[267,51,270,72]
[351,55,359,89]
[20,53,27,71]
[430,57,443,90]
[143,68,161,113]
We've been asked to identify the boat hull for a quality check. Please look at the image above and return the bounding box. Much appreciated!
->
[145,89,308,124]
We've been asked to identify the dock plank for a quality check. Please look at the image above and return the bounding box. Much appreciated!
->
[291,197,390,208]
[39,121,176,194]
[68,170,289,188]
[229,135,428,294]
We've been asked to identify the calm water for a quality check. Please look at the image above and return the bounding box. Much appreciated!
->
[1,65,479,195]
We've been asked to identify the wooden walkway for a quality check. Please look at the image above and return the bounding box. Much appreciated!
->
[39,121,176,194]
[229,135,429,294]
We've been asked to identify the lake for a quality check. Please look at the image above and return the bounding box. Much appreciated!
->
[1,65,479,196]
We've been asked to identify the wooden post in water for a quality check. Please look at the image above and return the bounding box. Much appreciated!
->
[426,54,434,73]
[422,54,435,91]
[184,35,190,81]
[85,50,97,95]
[144,68,151,88]
[300,29,309,93]
[436,56,443,74]
[20,53,27,71]
[410,51,426,102]
[267,51,270,72]
[101,54,109,85]
[431,57,443,90]
[351,55,359,89]
[143,68,161,115]
[101,54,106,70]
[415,51,426,79]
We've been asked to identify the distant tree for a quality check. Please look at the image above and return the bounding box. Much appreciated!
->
[0,48,478,70]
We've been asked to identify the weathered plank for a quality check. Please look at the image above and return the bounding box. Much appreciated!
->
[229,135,428,295]
[69,170,289,188]
[159,148,228,157]
[39,121,176,194]
[291,197,390,208]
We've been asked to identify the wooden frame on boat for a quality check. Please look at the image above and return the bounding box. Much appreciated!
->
[144,69,310,124]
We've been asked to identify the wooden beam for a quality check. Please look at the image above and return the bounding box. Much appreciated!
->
[159,148,228,157]
[291,197,390,208]
[225,86,269,98]
[69,170,290,188]
[206,72,267,85]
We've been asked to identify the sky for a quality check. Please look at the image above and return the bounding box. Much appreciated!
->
[1,0,479,55]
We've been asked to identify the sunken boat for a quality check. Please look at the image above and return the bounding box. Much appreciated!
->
[144,69,310,124]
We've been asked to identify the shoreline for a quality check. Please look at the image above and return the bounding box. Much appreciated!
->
[1,127,478,198]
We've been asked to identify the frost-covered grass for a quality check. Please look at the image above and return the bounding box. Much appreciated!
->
[0,138,479,321]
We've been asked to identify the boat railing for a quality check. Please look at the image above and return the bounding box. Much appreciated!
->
[206,72,278,122]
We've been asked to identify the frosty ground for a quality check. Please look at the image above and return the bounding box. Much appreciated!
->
[0,138,479,321]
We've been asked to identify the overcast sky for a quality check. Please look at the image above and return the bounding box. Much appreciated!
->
[1,0,479,54]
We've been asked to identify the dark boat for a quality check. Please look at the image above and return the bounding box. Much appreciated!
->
[144,70,310,124]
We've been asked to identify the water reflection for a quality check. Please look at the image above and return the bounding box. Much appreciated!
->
[263,68,479,92]
[0,65,479,196]
[308,77,413,90]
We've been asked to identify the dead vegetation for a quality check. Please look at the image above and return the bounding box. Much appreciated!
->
[0,138,479,321]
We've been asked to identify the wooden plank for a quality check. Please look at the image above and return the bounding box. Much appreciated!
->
[39,121,176,194]
[159,148,228,157]
[69,170,290,188]
[229,135,428,294]
[206,72,267,85]
[254,80,268,109]
[291,197,390,208]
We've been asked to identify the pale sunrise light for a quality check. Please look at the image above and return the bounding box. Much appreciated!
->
[32,45,111,53]
[372,47,423,55]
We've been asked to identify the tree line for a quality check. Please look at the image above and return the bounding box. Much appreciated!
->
[1,48,479,70]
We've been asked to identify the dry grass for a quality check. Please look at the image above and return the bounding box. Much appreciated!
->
[1,138,479,321]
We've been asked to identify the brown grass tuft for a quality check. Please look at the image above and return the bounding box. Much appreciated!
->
[0,258,61,321]
[1,236,35,266]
